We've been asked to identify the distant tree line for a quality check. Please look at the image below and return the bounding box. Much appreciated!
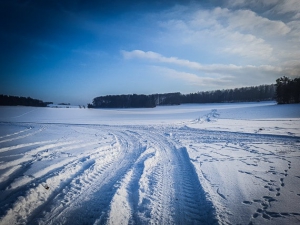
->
[91,94,156,108]
[181,84,275,104]
[0,95,52,107]
[5,77,297,108]
[276,76,300,104]
[89,84,276,108]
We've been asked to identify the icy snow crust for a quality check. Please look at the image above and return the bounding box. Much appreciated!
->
[0,102,299,224]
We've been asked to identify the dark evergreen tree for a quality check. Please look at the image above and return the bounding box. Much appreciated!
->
[0,95,52,107]
[276,76,300,104]
[276,76,291,104]
[291,77,300,103]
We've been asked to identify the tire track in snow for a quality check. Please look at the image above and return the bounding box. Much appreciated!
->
[0,141,109,222]
[0,126,32,140]
[173,146,217,224]
[36,128,147,225]
[92,126,218,224]
[0,140,84,171]
[106,147,155,225]
[0,126,46,144]
[0,139,55,153]
[4,123,297,224]
[141,131,178,225]
[103,127,218,224]
[0,139,93,192]
[2,141,101,190]
[144,129,217,224]
[40,144,120,223]
[0,154,100,225]
[0,124,116,224]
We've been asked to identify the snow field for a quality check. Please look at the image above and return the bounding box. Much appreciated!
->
[0,102,299,224]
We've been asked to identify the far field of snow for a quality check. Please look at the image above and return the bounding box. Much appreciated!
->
[0,101,299,224]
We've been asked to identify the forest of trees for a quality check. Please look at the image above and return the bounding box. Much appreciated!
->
[90,84,276,108]
[1,77,298,108]
[181,84,275,104]
[91,94,156,108]
[275,76,300,104]
[0,95,52,107]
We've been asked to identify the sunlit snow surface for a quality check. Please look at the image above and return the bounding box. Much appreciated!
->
[0,102,300,225]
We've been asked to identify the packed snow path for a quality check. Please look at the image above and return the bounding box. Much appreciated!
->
[0,121,299,225]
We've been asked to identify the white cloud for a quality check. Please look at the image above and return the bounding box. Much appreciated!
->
[226,0,279,8]
[122,50,208,71]
[153,66,233,87]
[226,0,300,15]
[218,8,291,36]
[272,0,300,15]
[154,4,300,75]
[293,13,300,19]
[151,65,285,90]
[282,60,300,77]
[122,50,282,75]
[287,20,300,38]
[158,7,281,61]
[122,48,300,89]
[120,3,299,91]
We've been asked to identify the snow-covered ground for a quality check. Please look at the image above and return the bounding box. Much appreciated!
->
[0,102,299,224]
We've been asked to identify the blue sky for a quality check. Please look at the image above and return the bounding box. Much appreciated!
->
[1,0,300,105]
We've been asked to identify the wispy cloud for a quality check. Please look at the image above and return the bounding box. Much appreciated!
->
[122,50,282,75]
[157,7,278,61]
[122,49,289,89]
[149,3,299,79]
[226,0,300,16]
[212,8,291,36]
[152,66,233,87]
